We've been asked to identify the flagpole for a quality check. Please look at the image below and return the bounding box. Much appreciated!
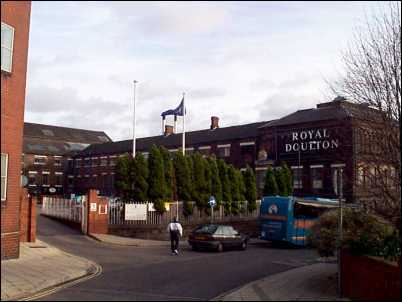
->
[132,80,137,158]
[182,92,186,156]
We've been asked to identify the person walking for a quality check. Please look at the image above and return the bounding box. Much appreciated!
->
[167,217,183,255]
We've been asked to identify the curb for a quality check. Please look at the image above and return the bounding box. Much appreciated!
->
[87,234,141,246]
[18,261,102,301]
[2,245,103,302]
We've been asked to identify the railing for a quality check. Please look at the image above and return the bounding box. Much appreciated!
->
[109,200,261,226]
[41,196,83,223]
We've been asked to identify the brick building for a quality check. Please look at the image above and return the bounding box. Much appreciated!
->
[22,122,112,196]
[1,1,31,259]
[68,97,393,204]
[255,97,391,202]
[69,117,267,196]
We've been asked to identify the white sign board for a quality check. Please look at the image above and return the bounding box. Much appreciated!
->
[148,203,156,212]
[90,203,97,212]
[125,204,147,221]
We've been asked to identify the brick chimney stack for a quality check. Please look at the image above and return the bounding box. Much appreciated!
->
[211,116,219,130]
[164,125,174,136]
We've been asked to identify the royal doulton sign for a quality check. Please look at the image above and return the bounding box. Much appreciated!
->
[285,128,339,152]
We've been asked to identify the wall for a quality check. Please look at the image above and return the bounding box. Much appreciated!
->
[109,219,260,241]
[1,1,31,260]
[341,249,401,301]
[19,188,36,242]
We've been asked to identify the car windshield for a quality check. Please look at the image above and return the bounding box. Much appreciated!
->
[194,225,218,234]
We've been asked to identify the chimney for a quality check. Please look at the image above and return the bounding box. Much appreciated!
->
[164,125,174,136]
[210,116,219,130]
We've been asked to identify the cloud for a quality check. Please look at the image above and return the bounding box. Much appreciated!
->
[25,1,385,142]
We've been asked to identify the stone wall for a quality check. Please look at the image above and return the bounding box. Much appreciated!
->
[109,219,260,241]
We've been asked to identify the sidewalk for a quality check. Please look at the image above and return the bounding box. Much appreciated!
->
[89,233,170,247]
[1,240,101,301]
[212,262,349,301]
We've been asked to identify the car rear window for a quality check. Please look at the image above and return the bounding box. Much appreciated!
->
[194,225,218,234]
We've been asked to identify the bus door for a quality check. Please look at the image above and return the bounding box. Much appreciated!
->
[260,197,291,242]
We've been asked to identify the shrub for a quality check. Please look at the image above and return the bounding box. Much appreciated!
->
[308,207,401,261]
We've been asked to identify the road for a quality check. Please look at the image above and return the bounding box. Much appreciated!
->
[36,211,318,301]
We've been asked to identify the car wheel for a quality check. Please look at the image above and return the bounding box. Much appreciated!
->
[240,240,247,251]
[217,243,224,253]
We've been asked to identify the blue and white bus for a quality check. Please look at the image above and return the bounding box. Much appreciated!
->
[259,196,339,246]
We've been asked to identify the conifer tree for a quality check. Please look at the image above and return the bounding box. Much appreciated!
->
[243,166,257,212]
[282,163,293,196]
[114,154,134,202]
[192,152,209,209]
[159,146,174,201]
[147,145,166,214]
[263,166,278,196]
[217,159,232,202]
[173,152,193,216]
[228,165,241,215]
[132,153,148,202]
[275,167,289,196]
[208,156,223,204]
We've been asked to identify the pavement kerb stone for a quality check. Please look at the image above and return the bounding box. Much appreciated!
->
[2,244,102,302]
[18,260,102,301]
[87,234,140,246]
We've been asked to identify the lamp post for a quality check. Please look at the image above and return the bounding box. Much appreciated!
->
[337,167,344,298]
[132,80,138,158]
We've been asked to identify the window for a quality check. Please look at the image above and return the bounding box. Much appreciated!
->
[198,146,211,156]
[34,156,47,165]
[54,156,62,166]
[109,156,117,166]
[1,22,14,73]
[67,175,74,187]
[291,166,303,189]
[55,172,63,186]
[1,153,8,201]
[241,145,254,165]
[28,171,37,186]
[75,159,81,168]
[41,129,54,136]
[92,158,99,167]
[310,166,323,189]
[217,145,231,157]
[84,158,90,167]
[100,157,107,166]
[67,158,74,169]
[42,172,50,186]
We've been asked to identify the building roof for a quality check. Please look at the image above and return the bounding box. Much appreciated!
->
[23,122,112,156]
[78,121,269,157]
[259,99,381,128]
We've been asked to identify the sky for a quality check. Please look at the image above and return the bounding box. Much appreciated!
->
[24,1,388,141]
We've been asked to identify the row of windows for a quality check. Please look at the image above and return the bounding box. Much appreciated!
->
[357,164,397,188]
[28,171,63,186]
[72,142,256,167]
[31,156,62,166]
[256,164,345,194]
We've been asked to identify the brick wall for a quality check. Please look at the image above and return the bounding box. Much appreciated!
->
[109,219,260,241]
[87,190,109,234]
[19,188,36,242]
[1,1,31,260]
[341,249,401,301]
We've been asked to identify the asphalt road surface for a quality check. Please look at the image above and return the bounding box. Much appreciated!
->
[36,211,318,301]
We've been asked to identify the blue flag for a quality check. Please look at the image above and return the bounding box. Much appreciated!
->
[161,97,185,117]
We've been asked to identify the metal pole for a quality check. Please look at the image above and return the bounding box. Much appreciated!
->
[182,93,186,156]
[337,168,343,298]
[132,80,138,158]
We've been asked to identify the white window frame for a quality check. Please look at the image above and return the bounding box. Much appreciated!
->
[291,166,303,189]
[198,146,211,150]
[34,155,47,165]
[240,141,255,146]
[1,22,15,73]
[1,153,8,201]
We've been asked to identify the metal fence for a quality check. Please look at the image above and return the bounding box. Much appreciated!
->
[109,200,261,226]
[41,196,83,223]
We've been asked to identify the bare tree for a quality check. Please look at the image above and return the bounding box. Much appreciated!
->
[331,2,401,229]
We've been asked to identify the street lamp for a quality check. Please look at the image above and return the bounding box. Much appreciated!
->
[337,167,344,298]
